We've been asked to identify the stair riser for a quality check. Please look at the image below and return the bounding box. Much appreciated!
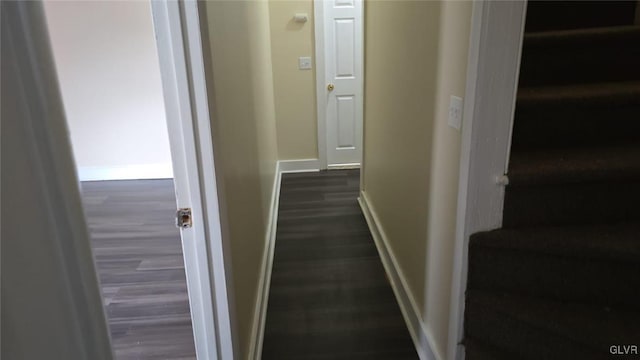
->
[519,39,640,87]
[465,298,595,360]
[503,181,640,228]
[463,338,512,360]
[468,246,640,308]
[465,348,500,360]
[524,1,636,32]
[511,102,640,150]
[464,343,513,360]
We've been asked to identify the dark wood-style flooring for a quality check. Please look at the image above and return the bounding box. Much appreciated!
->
[81,180,196,360]
[262,170,418,360]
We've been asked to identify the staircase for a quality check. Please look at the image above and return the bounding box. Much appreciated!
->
[463,2,640,359]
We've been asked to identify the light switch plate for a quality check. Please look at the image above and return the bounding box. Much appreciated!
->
[448,95,463,130]
[298,57,312,70]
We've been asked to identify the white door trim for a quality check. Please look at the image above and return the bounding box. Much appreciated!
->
[181,2,235,358]
[314,0,328,170]
[151,2,233,360]
[447,1,527,360]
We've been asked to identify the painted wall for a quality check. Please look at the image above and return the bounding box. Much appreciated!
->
[269,0,318,160]
[362,1,472,358]
[424,2,473,356]
[201,1,279,358]
[362,0,441,326]
[44,1,173,180]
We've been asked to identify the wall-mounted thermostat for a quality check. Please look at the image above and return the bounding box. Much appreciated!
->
[294,13,308,23]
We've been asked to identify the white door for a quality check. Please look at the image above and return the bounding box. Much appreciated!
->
[151,2,233,360]
[323,0,364,167]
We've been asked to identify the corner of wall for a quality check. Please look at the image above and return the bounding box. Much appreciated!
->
[358,191,442,360]
[248,160,282,360]
[268,0,319,161]
[423,2,474,358]
[201,1,281,358]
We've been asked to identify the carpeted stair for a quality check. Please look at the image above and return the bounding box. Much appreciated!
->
[464,2,640,359]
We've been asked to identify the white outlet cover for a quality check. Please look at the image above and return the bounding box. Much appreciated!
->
[298,57,312,70]
[448,95,463,130]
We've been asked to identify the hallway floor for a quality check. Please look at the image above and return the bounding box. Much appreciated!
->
[81,180,196,360]
[262,170,418,359]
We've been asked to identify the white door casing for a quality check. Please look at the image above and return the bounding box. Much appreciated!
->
[447,1,527,359]
[319,0,364,168]
[151,2,234,359]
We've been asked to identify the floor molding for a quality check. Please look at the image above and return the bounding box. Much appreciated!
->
[358,191,441,360]
[77,164,173,181]
[327,162,360,170]
[249,159,323,359]
[248,161,281,360]
[278,158,321,173]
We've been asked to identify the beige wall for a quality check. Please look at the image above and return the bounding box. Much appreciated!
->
[362,1,472,358]
[201,1,279,358]
[362,0,441,316]
[44,1,173,178]
[424,2,473,356]
[269,0,318,160]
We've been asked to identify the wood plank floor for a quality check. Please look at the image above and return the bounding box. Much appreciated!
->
[262,170,418,360]
[81,180,196,360]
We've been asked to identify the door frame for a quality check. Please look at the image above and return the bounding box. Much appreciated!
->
[314,0,364,170]
[150,1,234,360]
[14,1,233,359]
[447,1,527,359]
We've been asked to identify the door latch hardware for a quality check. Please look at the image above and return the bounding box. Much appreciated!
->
[176,208,193,229]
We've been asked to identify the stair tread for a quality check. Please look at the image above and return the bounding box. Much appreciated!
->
[466,290,640,350]
[517,81,640,104]
[469,2,640,356]
[519,25,640,87]
[508,146,640,186]
[524,1,638,33]
[470,223,640,262]
[525,24,640,44]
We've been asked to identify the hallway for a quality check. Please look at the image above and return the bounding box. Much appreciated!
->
[262,170,417,359]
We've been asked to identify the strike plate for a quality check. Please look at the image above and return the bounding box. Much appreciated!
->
[176,208,193,229]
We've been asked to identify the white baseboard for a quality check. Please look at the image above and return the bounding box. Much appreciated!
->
[250,159,322,360]
[278,158,321,173]
[77,163,173,181]
[248,160,282,360]
[359,191,441,360]
[327,162,360,170]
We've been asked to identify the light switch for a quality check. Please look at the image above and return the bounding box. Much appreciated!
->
[298,57,312,70]
[448,95,463,130]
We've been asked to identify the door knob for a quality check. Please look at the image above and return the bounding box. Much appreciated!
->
[327,83,335,91]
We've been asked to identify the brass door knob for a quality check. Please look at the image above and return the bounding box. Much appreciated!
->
[327,83,335,91]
